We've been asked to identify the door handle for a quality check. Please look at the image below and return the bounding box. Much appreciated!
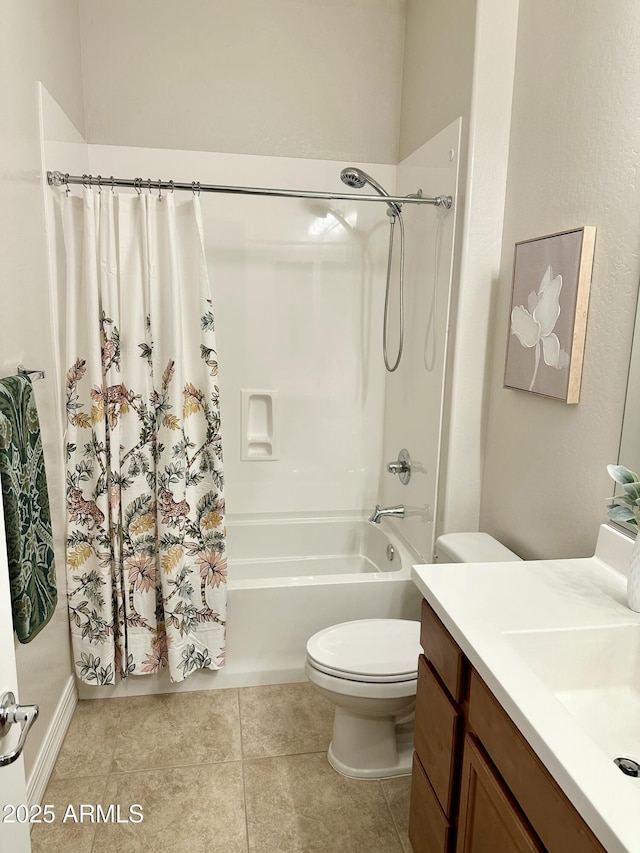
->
[0,691,39,767]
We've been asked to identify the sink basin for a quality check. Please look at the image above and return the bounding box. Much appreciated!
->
[505,625,640,766]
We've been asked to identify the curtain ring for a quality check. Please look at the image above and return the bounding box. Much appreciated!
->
[97,175,102,194]
[134,178,141,195]
[82,174,90,189]
[147,178,152,195]
[169,180,175,194]
[110,175,115,194]
[64,173,71,197]
[192,181,200,196]
[158,178,162,201]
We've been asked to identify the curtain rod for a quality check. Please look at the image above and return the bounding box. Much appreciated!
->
[47,171,453,209]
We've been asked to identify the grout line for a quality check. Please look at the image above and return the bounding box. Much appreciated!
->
[89,773,112,853]
[379,778,410,853]
[241,746,331,762]
[237,686,246,760]
[379,780,404,850]
[99,756,246,776]
[90,695,129,853]
[242,750,332,764]
[240,761,251,853]
[237,690,251,853]
[105,694,128,776]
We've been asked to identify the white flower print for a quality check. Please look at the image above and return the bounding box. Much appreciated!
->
[510,265,570,392]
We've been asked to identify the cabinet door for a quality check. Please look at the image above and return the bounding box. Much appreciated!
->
[456,736,543,853]
[468,671,606,853]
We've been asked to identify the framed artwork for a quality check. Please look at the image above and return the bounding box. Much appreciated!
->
[504,227,596,404]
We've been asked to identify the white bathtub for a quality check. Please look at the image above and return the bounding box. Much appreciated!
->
[221,514,423,685]
[77,514,422,698]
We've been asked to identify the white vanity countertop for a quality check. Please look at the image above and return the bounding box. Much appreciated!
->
[411,524,640,853]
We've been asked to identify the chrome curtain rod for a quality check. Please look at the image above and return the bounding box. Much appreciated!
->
[47,171,453,209]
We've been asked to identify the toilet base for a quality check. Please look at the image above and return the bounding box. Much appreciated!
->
[327,709,414,779]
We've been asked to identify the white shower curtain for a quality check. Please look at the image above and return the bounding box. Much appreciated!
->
[61,188,226,684]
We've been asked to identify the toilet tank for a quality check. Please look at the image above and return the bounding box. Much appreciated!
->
[434,532,521,563]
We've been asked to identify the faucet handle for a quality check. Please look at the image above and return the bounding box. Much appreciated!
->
[387,461,409,474]
[386,449,411,485]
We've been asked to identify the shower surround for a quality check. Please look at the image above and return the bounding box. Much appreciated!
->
[85,143,394,519]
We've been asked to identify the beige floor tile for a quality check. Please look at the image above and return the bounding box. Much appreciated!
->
[244,752,404,852]
[239,682,334,759]
[91,762,247,853]
[381,775,412,853]
[30,774,108,853]
[111,688,241,772]
[52,698,124,780]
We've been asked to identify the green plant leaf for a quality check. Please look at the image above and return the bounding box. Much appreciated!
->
[607,464,639,485]
[607,503,638,523]
[623,482,640,500]
[609,498,637,516]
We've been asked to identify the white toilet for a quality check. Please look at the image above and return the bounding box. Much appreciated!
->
[305,532,520,780]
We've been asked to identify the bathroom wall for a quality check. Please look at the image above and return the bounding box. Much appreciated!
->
[397,0,519,539]
[78,0,406,164]
[480,0,640,559]
[40,87,91,412]
[398,0,476,161]
[85,144,391,517]
[0,1,85,791]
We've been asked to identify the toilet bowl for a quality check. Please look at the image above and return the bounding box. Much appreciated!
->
[305,618,421,779]
[306,533,520,780]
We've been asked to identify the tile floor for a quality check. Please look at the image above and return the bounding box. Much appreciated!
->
[31,682,413,852]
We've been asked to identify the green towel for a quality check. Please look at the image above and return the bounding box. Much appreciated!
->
[0,375,57,642]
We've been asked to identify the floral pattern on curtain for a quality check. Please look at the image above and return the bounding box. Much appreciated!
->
[61,188,226,684]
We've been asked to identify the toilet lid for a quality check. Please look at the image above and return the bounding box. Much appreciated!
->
[306,619,421,682]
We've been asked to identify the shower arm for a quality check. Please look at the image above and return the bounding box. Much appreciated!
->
[47,172,453,209]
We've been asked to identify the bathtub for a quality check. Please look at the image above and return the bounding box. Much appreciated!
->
[221,514,423,686]
[77,514,423,698]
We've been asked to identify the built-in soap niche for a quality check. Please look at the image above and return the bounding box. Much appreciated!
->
[240,390,279,460]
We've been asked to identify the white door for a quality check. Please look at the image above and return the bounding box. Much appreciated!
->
[0,494,31,853]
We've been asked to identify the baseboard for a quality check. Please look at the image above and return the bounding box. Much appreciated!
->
[27,675,77,805]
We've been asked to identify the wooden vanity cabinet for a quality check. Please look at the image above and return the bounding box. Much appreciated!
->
[409,600,607,853]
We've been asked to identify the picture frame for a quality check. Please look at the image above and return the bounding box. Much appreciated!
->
[503,226,596,404]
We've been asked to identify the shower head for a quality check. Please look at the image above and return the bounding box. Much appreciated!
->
[340,167,401,216]
[340,167,368,189]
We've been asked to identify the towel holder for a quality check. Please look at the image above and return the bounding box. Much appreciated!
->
[17,365,45,382]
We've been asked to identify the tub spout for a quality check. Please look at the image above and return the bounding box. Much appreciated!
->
[369,504,405,524]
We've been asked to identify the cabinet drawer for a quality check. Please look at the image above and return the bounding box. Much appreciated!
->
[415,654,462,817]
[468,671,606,853]
[421,600,467,702]
[409,753,452,853]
